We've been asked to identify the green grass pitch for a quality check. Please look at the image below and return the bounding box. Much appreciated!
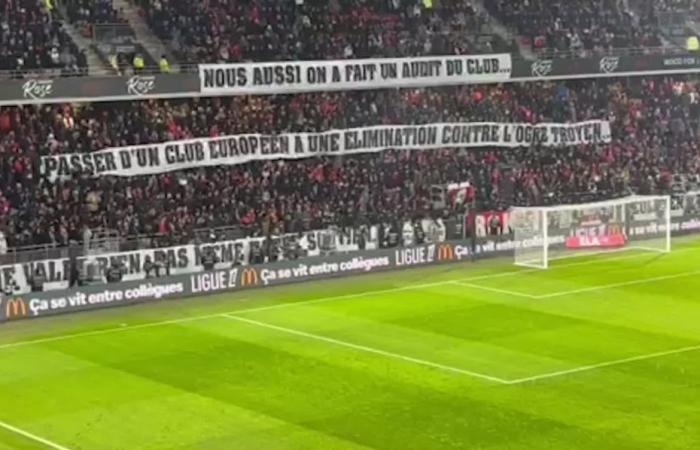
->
[2,239,700,450]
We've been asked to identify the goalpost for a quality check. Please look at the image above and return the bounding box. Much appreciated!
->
[510,195,671,269]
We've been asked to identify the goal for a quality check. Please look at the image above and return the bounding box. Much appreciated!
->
[510,195,671,269]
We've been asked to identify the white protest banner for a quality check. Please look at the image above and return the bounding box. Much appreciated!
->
[199,54,512,95]
[41,121,612,180]
[0,226,379,294]
[0,258,70,294]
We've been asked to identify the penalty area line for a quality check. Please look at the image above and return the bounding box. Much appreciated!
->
[0,419,72,450]
[222,314,510,384]
[506,344,700,385]
[535,269,700,299]
[452,281,540,299]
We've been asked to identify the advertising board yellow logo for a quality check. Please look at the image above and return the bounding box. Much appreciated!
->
[4,298,28,319]
[437,244,455,261]
[240,268,259,287]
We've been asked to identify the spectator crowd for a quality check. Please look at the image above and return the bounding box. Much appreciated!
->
[0,74,698,250]
[1,0,694,76]
[139,0,496,63]
[1,0,699,253]
[0,0,85,75]
[137,0,692,62]
[485,0,666,54]
[64,0,124,25]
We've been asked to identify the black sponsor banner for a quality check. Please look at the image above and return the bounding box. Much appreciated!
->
[0,279,187,321]
[0,74,199,106]
[0,243,451,321]
[514,53,700,80]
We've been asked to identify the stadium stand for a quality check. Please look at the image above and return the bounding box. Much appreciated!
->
[138,0,502,62]
[0,0,83,75]
[0,75,698,250]
[1,0,695,78]
[63,0,124,25]
[484,0,666,55]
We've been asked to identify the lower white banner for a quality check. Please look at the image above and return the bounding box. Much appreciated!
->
[41,121,612,180]
[0,226,379,294]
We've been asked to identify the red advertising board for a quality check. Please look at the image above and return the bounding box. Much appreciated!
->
[565,234,626,249]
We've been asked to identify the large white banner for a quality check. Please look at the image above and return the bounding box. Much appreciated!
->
[41,121,612,180]
[0,227,379,294]
[199,54,512,95]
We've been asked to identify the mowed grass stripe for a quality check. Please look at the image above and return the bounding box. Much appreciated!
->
[33,320,671,450]
[8,325,412,450]
[35,325,518,449]
[1,241,700,449]
[262,260,700,380]
[222,314,510,383]
[241,289,611,378]
[0,243,688,351]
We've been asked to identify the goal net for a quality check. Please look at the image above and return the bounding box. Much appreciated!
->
[510,195,671,269]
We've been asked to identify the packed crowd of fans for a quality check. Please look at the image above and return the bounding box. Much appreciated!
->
[0,75,698,249]
[64,0,124,26]
[139,0,497,63]
[485,0,665,54]
[1,0,692,77]
[0,0,84,75]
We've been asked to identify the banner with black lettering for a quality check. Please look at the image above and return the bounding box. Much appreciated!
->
[199,54,512,95]
[41,121,612,180]
[0,226,379,294]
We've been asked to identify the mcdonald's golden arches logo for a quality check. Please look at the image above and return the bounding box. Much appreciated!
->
[437,244,455,261]
[4,298,28,319]
[240,268,259,287]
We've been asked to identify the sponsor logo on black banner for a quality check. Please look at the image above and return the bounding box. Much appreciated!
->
[599,56,620,74]
[126,76,156,96]
[531,60,553,77]
[437,244,455,262]
[22,80,53,99]
[240,268,259,287]
[4,298,28,319]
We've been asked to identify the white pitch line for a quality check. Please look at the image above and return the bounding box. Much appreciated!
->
[0,278,495,352]
[228,279,460,315]
[453,281,540,299]
[227,249,673,315]
[536,269,700,299]
[0,419,72,450]
[506,344,700,385]
[0,247,690,352]
[0,313,224,351]
[222,314,509,384]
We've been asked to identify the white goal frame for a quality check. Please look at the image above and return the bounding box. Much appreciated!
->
[510,195,671,270]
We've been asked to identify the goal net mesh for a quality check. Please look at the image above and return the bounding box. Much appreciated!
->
[511,195,671,269]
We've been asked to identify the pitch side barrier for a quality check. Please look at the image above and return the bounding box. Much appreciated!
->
[4,208,700,323]
[3,53,700,106]
[0,241,470,322]
[3,237,545,322]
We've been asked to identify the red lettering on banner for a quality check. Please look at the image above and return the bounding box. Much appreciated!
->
[470,211,512,237]
[565,234,626,249]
